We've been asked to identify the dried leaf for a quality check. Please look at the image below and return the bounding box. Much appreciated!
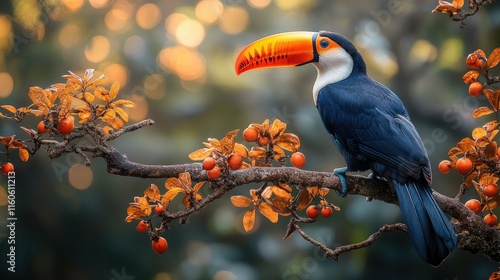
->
[88,74,109,88]
[144,184,161,201]
[489,130,499,141]
[248,147,267,160]
[18,147,29,162]
[111,99,135,107]
[125,205,143,222]
[472,127,487,140]
[165,178,182,190]
[318,187,330,197]
[448,147,463,159]
[178,172,192,189]
[193,181,205,192]
[431,0,461,14]
[28,87,51,114]
[113,107,129,122]
[465,171,478,188]
[283,221,296,239]
[275,133,300,152]
[1,105,16,114]
[484,195,500,212]
[268,119,287,139]
[484,89,500,112]
[83,69,95,85]
[258,203,278,223]
[188,148,214,161]
[138,196,152,216]
[472,107,495,118]
[221,129,239,155]
[161,187,185,205]
[94,87,110,102]
[109,81,120,101]
[271,185,292,200]
[484,121,499,133]
[273,145,285,161]
[296,189,313,211]
[487,47,500,69]
[269,197,291,215]
[462,70,480,84]
[84,92,95,103]
[457,137,475,153]
[102,126,113,135]
[58,93,72,119]
[207,138,222,151]
[234,143,249,157]
[243,209,256,232]
[231,195,253,208]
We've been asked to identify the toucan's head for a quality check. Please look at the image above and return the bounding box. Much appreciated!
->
[235,31,366,104]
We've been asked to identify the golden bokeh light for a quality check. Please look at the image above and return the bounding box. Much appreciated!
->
[247,0,272,9]
[104,63,129,87]
[62,0,84,12]
[68,164,93,190]
[195,0,224,24]
[158,46,206,81]
[0,72,14,98]
[175,19,205,48]
[89,0,109,9]
[144,74,167,100]
[165,13,190,37]
[136,3,162,30]
[13,0,40,32]
[0,15,12,38]
[58,24,81,49]
[85,35,110,63]
[218,6,249,35]
[126,94,149,122]
[104,1,133,31]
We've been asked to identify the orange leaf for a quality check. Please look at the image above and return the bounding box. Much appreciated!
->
[465,171,478,188]
[83,69,95,85]
[275,133,300,152]
[248,147,267,160]
[178,172,192,190]
[296,189,313,211]
[271,184,292,200]
[188,148,214,161]
[125,205,144,222]
[432,0,460,14]
[243,209,256,232]
[221,129,239,155]
[462,70,480,84]
[268,119,287,139]
[84,92,95,103]
[487,47,500,69]
[193,181,205,192]
[18,147,29,162]
[273,145,285,161]
[457,138,475,153]
[165,177,182,190]
[112,99,135,107]
[28,87,52,114]
[58,93,72,119]
[258,203,278,223]
[94,87,110,102]
[1,105,16,114]
[144,184,161,201]
[318,187,330,197]
[472,107,495,118]
[483,89,500,112]
[161,187,185,205]
[138,196,152,216]
[109,81,120,101]
[484,196,500,212]
[472,127,487,140]
[230,195,253,207]
[88,74,109,88]
[234,143,249,157]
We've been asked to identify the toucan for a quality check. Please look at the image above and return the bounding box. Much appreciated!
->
[234,31,457,266]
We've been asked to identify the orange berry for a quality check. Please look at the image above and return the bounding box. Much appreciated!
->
[136,220,148,232]
[469,82,483,97]
[228,154,243,170]
[258,135,270,146]
[290,152,306,168]
[207,166,221,180]
[484,184,499,198]
[456,157,473,175]
[484,213,498,227]
[155,204,165,215]
[321,206,333,218]
[306,205,318,219]
[1,162,14,175]
[202,157,216,170]
[152,237,168,254]
[464,199,481,214]
[438,160,452,174]
[57,116,75,135]
[243,127,259,142]
[37,121,50,134]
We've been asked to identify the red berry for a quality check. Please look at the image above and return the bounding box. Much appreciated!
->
[207,166,221,180]
[155,204,165,215]
[456,157,473,175]
[202,157,216,170]
[484,184,499,198]
[37,121,50,134]
[136,220,148,232]
[243,127,259,142]
[57,116,75,135]
[228,154,243,170]
[1,162,14,175]
[321,206,333,217]
[306,205,318,219]
[464,199,481,214]
[438,160,452,174]
[484,213,498,227]
[152,237,168,254]
[290,152,306,168]
[469,82,483,97]
[258,135,270,146]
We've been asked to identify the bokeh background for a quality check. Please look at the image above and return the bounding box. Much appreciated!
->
[0,0,499,279]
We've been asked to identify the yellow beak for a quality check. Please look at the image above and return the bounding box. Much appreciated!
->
[235,31,318,76]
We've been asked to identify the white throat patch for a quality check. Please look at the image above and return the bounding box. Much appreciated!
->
[312,48,354,105]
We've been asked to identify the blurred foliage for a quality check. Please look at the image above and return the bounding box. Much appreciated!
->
[0,0,500,279]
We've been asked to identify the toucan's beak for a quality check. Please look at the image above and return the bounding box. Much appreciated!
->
[235,31,319,76]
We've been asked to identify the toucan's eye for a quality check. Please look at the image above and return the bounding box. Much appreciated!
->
[320,40,329,48]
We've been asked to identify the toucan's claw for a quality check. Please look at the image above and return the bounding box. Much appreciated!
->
[333,167,348,197]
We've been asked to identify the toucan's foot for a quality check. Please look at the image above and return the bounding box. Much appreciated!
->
[333,167,348,197]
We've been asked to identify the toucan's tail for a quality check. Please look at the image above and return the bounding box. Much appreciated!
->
[392,179,457,266]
